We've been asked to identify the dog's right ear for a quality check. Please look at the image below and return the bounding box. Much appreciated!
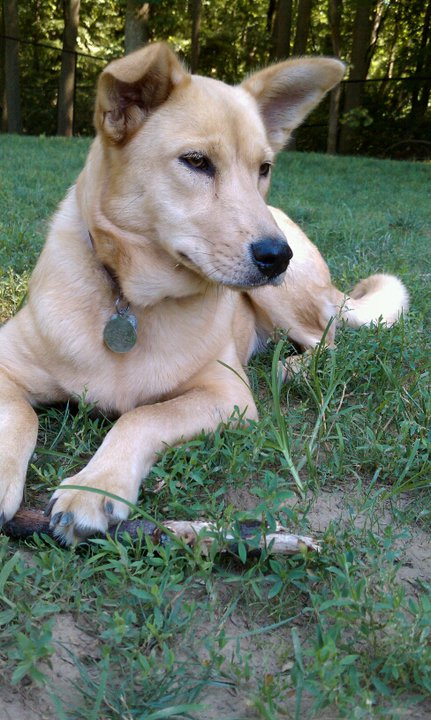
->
[242,57,345,152]
[95,43,189,144]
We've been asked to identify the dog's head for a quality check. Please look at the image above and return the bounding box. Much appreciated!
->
[87,43,344,302]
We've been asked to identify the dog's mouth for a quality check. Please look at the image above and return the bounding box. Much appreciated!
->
[176,251,287,289]
[176,237,292,290]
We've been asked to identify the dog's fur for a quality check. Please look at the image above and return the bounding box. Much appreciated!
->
[0,44,408,543]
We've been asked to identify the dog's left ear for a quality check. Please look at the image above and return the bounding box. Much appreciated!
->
[242,57,345,152]
[95,42,189,144]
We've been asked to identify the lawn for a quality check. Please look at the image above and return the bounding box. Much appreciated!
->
[0,135,430,720]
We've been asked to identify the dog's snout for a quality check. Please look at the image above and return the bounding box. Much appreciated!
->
[251,236,293,278]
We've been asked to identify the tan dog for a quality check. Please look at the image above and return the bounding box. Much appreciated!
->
[0,44,408,544]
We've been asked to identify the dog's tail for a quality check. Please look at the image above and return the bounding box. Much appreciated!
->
[335,273,409,328]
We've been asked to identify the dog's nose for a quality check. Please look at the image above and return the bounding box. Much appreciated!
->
[251,237,293,278]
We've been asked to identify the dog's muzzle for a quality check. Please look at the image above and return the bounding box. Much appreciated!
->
[251,236,293,279]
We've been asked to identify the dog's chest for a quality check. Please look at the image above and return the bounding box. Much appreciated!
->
[64,293,236,414]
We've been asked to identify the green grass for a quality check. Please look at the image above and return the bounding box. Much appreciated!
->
[1,135,431,719]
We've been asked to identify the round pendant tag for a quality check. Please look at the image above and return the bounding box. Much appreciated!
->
[103,312,137,353]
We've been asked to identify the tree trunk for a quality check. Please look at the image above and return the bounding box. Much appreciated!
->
[339,0,377,154]
[327,84,342,154]
[0,3,6,131]
[327,0,343,153]
[273,0,293,59]
[410,0,431,130]
[293,0,312,55]
[3,0,22,133]
[267,0,277,33]
[57,0,80,137]
[190,0,201,73]
[125,0,150,54]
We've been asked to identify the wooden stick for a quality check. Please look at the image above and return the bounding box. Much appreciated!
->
[2,507,320,555]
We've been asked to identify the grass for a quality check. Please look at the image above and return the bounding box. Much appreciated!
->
[0,134,431,719]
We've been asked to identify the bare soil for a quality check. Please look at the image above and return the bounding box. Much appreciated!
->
[1,484,430,719]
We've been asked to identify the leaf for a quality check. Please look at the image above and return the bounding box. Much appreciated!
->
[237,540,247,564]
[0,552,21,595]
[318,597,357,612]
[268,578,283,599]
[140,704,205,720]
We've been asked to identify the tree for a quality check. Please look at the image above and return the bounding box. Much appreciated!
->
[1,0,429,154]
[125,0,150,54]
[190,0,202,72]
[410,0,431,131]
[273,0,293,59]
[293,0,312,55]
[2,0,22,133]
[57,0,80,136]
[339,0,383,154]
[327,0,342,153]
[0,3,6,131]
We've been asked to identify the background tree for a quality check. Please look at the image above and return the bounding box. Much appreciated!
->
[293,0,312,55]
[273,0,293,59]
[327,0,342,153]
[125,0,150,54]
[0,0,430,157]
[2,0,22,133]
[0,3,6,131]
[410,0,431,132]
[57,0,80,136]
[339,0,383,154]
[190,0,201,72]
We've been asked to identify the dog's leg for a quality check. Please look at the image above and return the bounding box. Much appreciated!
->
[248,282,338,376]
[48,358,257,545]
[0,371,39,524]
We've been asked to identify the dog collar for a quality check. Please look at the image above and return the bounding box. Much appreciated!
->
[88,231,138,354]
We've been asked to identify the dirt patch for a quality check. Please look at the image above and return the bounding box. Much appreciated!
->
[227,480,431,591]
[2,484,430,720]
[306,484,431,589]
[0,613,97,720]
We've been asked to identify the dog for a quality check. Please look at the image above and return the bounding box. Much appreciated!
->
[0,43,408,544]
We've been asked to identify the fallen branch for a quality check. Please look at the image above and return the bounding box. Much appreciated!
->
[3,508,320,556]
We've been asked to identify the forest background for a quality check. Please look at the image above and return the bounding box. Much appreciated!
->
[1,0,431,158]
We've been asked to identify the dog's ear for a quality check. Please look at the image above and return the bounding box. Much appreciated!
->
[95,42,188,143]
[242,57,345,152]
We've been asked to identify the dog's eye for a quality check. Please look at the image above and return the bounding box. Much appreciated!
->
[180,153,215,177]
[259,162,272,178]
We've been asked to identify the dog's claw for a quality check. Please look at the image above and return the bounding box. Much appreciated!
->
[59,511,74,527]
[104,500,114,516]
[49,511,63,528]
[44,497,57,517]
[49,510,74,532]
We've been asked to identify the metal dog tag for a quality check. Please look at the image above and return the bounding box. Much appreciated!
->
[103,300,137,353]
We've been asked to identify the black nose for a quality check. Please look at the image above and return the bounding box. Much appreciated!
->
[251,236,293,278]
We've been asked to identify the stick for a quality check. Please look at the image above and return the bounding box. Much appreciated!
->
[2,507,320,555]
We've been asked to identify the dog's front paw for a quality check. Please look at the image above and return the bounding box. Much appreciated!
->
[0,467,27,529]
[47,471,132,545]
[280,351,313,382]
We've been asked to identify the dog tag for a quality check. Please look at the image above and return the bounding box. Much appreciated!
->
[103,304,137,354]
